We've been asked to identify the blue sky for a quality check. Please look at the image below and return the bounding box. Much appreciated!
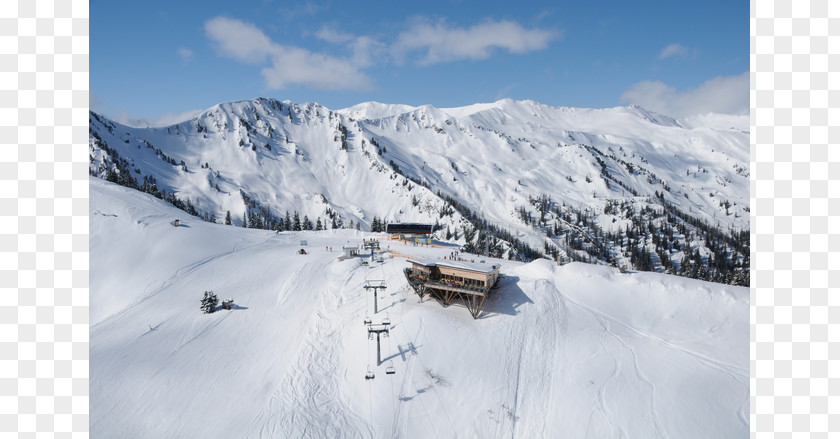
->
[91,0,748,126]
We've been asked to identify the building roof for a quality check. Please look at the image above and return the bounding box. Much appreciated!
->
[407,258,499,275]
[385,223,434,234]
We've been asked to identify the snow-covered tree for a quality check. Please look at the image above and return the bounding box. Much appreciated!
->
[200,291,218,314]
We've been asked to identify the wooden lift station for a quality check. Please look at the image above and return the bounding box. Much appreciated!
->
[404,259,501,319]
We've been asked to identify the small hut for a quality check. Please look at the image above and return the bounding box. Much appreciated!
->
[343,246,359,258]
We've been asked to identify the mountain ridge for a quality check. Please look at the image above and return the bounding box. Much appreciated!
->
[89,97,749,285]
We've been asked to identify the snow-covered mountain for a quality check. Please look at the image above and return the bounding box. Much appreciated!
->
[89,98,749,284]
[90,177,749,438]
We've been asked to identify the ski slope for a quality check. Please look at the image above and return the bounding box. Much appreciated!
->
[90,177,748,438]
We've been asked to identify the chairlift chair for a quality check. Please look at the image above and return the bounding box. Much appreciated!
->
[363,316,372,325]
[386,361,396,375]
[382,317,391,326]
[365,366,375,380]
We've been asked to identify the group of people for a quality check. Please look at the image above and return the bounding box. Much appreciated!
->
[443,251,460,260]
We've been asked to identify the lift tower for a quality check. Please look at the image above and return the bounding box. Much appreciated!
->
[366,316,390,366]
[364,280,387,314]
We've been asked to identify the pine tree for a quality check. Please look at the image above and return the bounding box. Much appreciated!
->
[200,291,218,314]
[285,211,292,231]
[315,218,323,231]
[293,212,301,231]
[242,214,248,228]
[225,211,232,225]
[302,215,312,230]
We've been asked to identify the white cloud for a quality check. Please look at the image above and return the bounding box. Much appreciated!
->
[392,18,557,65]
[316,26,385,67]
[177,47,193,63]
[618,72,749,118]
[204,16,555,90]
[658,43,689,60]
[315,27,354,44]
[205,17,276,64]
[204,17,372,90]
[261,46,372,90]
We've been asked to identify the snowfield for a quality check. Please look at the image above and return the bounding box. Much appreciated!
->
[91,177,748,438]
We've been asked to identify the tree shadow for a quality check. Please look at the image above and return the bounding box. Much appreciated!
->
[214,303,249,312]
[479,275,532,318]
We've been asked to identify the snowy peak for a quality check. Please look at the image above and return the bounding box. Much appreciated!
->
[338,101,418,120]
[90,96,749,285]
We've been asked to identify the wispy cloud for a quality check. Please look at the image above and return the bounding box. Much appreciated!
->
[205,17,277,64]
[204,17,371,91]
[177,47,193,63]
[494,83,518,101]
[205,16,556,91]
[315,25,385,67]
[315,27,354,44]
[392,18,557,65]
[658,43,689,60]
[260,46,372,90]
[618,72,749,118]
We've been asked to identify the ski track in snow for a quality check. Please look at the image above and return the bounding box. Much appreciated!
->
[599,315,666,438]
[556,287,747,381]
[250,258,366,439]
[93,234,277,333]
